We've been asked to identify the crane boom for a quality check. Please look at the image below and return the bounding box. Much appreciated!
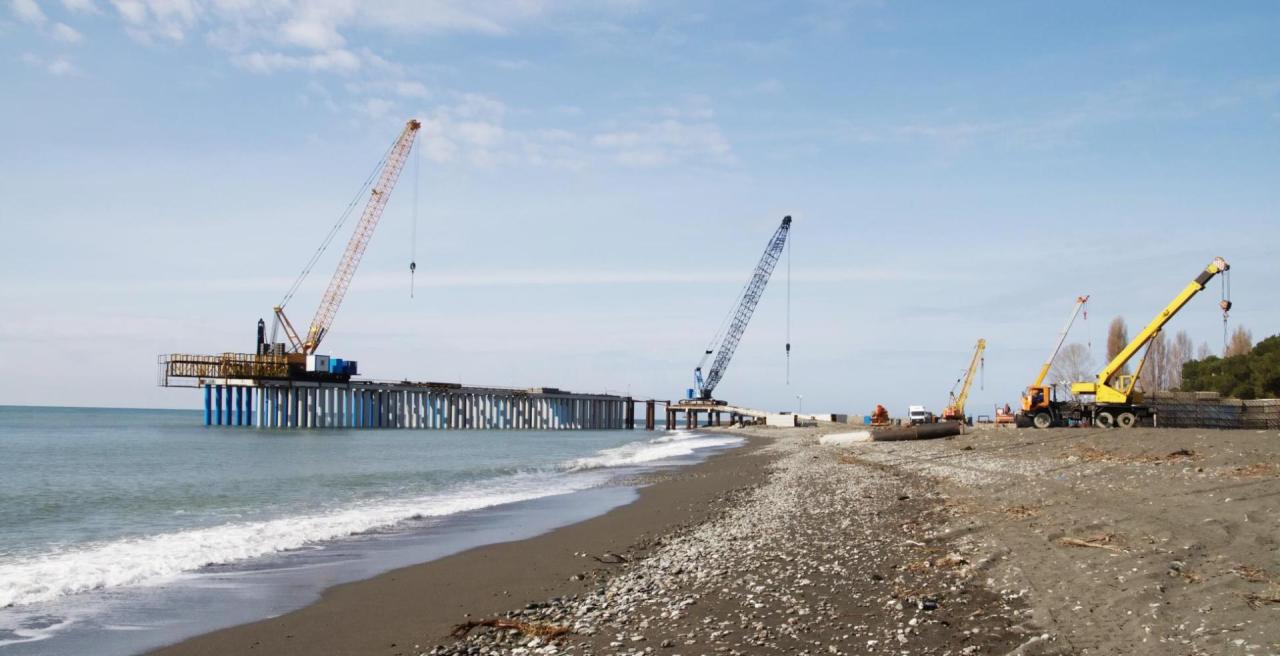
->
[696,215,792,400]
[943,338,985,420]
[1072,257,1230,404]
[1031,295,1089,387]
[301,119,420,354]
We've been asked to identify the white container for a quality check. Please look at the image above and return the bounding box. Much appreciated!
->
[766,413,797,427]
[306,354,331,373]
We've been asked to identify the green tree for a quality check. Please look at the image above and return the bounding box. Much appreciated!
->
[1250,335,1280,397]
[1181,333,1280,399]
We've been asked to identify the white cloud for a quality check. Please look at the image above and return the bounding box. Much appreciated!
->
[278,16,344,50]
[62,0,100,13]
[83,1,634,52]
[52,21,84,42]
[11,0,47,24]
[46,56,77,74]
[111,0,200,42]
[0,266,938,298]
[414,92,590,169]
[394,80,427,98]
[347,79,429,98]
[19,51,79,75]
[353,96,394,119]
[233,48,362,74]
[592,119,733,167]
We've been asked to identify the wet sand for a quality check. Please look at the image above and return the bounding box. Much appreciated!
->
[149,439,775,656]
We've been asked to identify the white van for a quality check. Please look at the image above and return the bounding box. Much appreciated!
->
[908,405,933,425]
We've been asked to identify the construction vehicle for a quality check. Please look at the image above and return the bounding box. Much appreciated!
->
[161,119,421,385]
[1018,295,1089,424]
[686,216,792,403]
[1023,257,1231,429]
[907,405,933,425]
[941,338,986,422]
[870,404,890,426]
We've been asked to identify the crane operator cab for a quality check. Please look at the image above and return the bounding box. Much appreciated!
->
[1022,385,1049,413]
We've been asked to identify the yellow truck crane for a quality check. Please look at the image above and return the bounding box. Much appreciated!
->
[942,338,985,422]
[1023,257,1231,429]
[1018,295,1089,425]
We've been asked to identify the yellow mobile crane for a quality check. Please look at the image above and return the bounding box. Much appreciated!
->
[1018,295,1089,426]
[1025,257,1231,429]
[942,338,985,422]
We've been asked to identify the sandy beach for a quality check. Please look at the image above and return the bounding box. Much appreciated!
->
[150,424,1280,656]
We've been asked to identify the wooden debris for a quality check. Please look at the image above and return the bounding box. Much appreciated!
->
[1002,504,1041,518]
[1232,564,1273,584]
[592,552,630,564]
[1069,446,1200,465]
[450,618,572,640]
[1243,588,1280,609]
[1056,534,1129,554]
[1232,463,1278,478]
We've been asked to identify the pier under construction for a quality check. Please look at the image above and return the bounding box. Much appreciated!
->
[159,120,647,431]
[168,374,630,430]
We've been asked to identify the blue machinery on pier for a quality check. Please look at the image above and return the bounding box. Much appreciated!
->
[200,381,634,430]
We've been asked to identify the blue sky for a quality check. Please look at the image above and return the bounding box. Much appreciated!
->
[1,0,1278,414]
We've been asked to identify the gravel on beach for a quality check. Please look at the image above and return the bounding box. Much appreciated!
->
[426,426,1038,656]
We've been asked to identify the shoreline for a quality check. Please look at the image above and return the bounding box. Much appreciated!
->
[148,433,773,656]
[150,423,1280,656]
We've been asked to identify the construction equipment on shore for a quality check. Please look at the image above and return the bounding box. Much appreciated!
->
[942,338,986,422]
[1023,257,1232,429]
[687,216,792,402]
[162,119,421,385]
[870,404,890,426]
[1019,295,1089,422]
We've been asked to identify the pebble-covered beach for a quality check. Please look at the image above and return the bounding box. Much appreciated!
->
[155,424,1280,656]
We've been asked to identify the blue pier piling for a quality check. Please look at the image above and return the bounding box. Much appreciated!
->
[196,380,630,431]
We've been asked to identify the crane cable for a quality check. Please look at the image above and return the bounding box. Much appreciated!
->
[785,225,791,385]
[409,140,419,299]
[1221,268,1232,351]
[278,138,397,310]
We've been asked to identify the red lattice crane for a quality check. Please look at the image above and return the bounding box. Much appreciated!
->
[273,119,421,355]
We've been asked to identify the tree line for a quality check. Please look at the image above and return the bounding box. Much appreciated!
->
[1045,317,1274,399]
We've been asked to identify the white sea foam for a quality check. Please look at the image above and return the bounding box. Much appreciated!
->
[0,431,740,609]
[567,430,743,470]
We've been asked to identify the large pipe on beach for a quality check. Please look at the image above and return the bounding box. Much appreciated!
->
[871,421,963,441]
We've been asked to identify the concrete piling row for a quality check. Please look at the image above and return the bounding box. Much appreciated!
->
[203,382,632,430]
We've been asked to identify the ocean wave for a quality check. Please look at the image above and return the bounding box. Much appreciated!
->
[0,430,741,608]
[565,430,743,470]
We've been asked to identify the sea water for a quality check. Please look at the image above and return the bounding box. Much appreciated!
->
[0,405,742,655]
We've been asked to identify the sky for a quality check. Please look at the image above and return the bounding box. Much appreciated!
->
[1,1,1278,415]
